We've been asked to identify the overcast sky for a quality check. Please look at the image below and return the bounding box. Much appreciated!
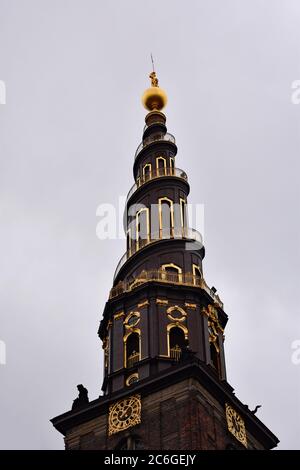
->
[0,0,299,450]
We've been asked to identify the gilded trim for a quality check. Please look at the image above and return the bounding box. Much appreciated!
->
[180,198,187,228]
[167,323,189,357]
[158,196,174,237]
[185,302,197,309]
[161,263,183,283]
[156,298,168,305]
[124,311,140,327]
[142,163,152,179]
[138,300,149,308]
[136,207,150,251]
[114,311,125,320]
[126,373,139,387]
[156,156,167,176]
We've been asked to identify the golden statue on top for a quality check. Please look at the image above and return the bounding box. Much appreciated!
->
[149,71,159,87]
[142,69,168,112]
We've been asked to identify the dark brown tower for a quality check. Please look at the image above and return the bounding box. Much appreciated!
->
[51,72,279,450]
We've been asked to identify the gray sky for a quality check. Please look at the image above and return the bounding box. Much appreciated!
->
[0,0,299,450]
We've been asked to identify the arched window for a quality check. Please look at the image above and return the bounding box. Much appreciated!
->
[168,325,188,361]
[192,264,202,286]
[124,332,140,368]
[159,197,174,238]
[161,263,182,283]
[143,163,152,182]
[136,208,149,250]
[156,156,167,176]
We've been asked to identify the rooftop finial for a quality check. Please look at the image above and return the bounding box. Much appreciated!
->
[142,57,167,111]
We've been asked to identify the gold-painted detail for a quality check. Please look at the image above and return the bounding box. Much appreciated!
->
[114,311,125,320]
[156,299,168,305]
[156,156,167,175]
[180,198,187,228]
[142,71,167,111]
[167,322,188,337]
[167,323,188,358]
[192,264,202,285]
[127,351,140,369]
[138,300,149,308]
[202,304,224,333]
[167,305,187,322]
[208,320,220,352]
[161,262,182,283]
[102,336,109,370]
[126,373,139,387]
[108,394,141,436]
[136,207,150,251]
[185,303,197,309]
[170,344,182,362]
[149,71,159,87]
[159,198,175,238]
[110,271,223,309]
[124,311,140,328]
[123,328,141,368]
[123,327,141,342]
[107,320,112,330]
[225,404,247,448]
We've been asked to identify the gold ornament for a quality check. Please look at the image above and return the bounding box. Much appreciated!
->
[108,394,141,436]
[142,71,167,111]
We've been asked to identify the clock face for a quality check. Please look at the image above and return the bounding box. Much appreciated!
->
[108,394,141,436]
[225,404,247,448]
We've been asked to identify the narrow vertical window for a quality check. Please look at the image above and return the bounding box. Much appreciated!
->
[180,198,187,232]
[159,197,174,238]
[136,208,150,251]
[143,163,152,182]
[156,156,166,176]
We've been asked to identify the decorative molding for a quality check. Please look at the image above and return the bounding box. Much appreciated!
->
[114,311,125,320]
[156,298,168,305]
[138,300,149,308]
[185,302,197,309]
[124,311,140,327]
[202,304,224,333]
[125,373,139,387]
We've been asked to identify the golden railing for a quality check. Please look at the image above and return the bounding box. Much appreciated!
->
[127,351,140,369]
[170,345,182,362]
[109,270,223,308]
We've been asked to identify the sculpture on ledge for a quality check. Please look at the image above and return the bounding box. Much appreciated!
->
[72,384,89,410]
